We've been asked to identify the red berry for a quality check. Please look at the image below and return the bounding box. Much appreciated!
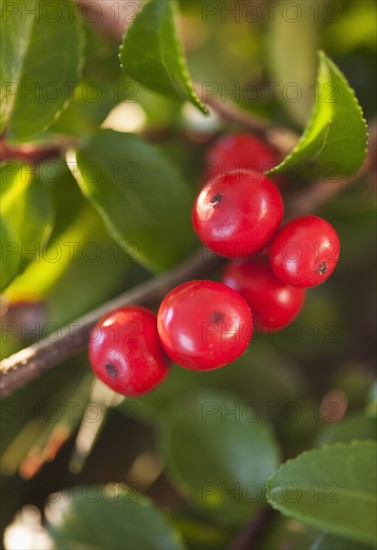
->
[204,133,278,180]
[270,215,340,288]
[157,280,253,370]
[89,306,169,396]
[222,256,306,331]
[192,170,284,258]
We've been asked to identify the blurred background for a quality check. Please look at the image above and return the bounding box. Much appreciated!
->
[1,0,376,548]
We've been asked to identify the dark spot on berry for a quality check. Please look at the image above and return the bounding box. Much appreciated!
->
[318,261,328,275]
[210,193,223,207]
[105,362,118,378]
[212,311,225,323]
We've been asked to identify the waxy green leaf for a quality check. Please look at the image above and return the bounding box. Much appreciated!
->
[270,52,367,178]
[119,0,208,114]
[267,441,377,545]
[71,130,196,272]
[0,0,85,141]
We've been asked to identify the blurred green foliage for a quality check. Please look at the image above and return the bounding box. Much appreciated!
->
[0,0,376,548]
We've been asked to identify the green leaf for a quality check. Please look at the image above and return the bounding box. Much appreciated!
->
[71,129,196,272]
[270,52,367,178]
[47,78,115,137]
[46,484,185,549]
[162,390,280,525]
[310,532,374,550]
[267,441,377,546]
[119,0,208,115]
[0,217,19,290]
[0,0,85,141]
[7,162,133,325]
[0,161,54,291]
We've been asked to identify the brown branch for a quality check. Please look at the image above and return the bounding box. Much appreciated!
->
[1,140,60,165]
[0,103,370,400]
[0,136,79,165]
[1,124,371,399]
[0,250,223,399]
[0,162,365,400]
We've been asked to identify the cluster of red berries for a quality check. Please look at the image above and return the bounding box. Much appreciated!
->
[89,134,340,397]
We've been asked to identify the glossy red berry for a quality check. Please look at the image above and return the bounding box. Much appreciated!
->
[89,306,169,396]
[192,170,284,258]
[222,256,306,331]
[270,215,340,288]
[157,280,253,371]
[204,133,278,180]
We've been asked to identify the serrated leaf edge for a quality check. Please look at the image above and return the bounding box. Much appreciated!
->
[118,0,208,115]
[169,1,208,114]
[268,50,368,176]
[266,440,377,546]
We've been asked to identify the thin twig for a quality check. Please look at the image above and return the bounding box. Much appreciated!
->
[0,250,223,399]
[0,162,365,399]
[0,120,370,401]
[0,137,78,165]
